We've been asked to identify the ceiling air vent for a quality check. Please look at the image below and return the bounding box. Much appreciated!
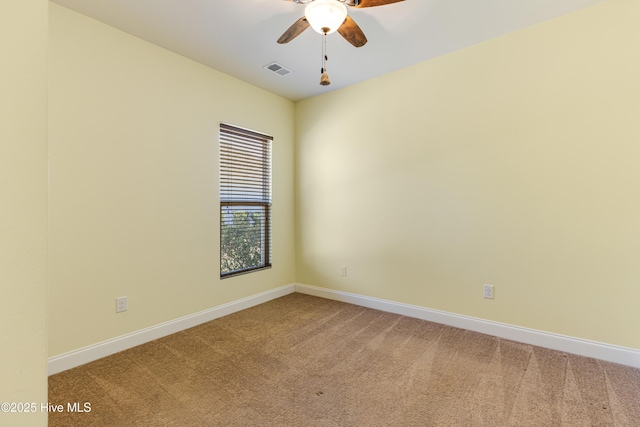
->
[264,62,293,77]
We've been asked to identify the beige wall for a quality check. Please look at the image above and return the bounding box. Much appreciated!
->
[45,0,640,361]
[0,0,49,425]
[48,4,296,356]
[295,0,640,349]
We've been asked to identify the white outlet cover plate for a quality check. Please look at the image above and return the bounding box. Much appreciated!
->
[116,296,128,312]
[483,285,494,299]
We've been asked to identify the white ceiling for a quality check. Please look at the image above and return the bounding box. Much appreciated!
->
[51,0,606,102]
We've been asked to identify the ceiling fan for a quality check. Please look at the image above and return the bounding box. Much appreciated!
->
[277,0,405,85]
[278,0,404,48]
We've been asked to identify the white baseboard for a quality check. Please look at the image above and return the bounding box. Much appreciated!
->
[295,283,640,369]
[48,282,639,374]
[48,284,296,375]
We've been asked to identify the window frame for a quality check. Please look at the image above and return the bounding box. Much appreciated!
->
[219,123,272,279]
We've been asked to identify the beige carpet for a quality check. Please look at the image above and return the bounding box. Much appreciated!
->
[49,293,640,426]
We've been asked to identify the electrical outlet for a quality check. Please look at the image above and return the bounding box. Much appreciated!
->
[116,296,128,313]
[340,266,347,277]
[483,284,494,299]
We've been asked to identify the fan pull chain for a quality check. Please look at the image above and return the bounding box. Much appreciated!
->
[319,30,330,86]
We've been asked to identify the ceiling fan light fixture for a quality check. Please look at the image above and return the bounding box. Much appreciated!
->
[305,0,348,35]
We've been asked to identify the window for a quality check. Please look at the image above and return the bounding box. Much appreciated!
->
[219,123,272,278]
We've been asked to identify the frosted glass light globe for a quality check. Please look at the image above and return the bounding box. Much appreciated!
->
[305,0,348,35]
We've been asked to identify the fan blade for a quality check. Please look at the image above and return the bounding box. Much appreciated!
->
[277,17,310,44]
[337,16,367,48]
[354,0,404,7]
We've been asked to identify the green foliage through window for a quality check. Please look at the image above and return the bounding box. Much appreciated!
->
[220,207,266,275]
